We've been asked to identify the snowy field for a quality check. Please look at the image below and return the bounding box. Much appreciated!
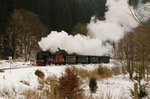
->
[0,60,149,99]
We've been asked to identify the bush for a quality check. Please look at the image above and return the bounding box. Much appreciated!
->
[36,75,61,99]
[111,66,121,75]
[45,76,60,98]
[73,67,113,81]
[73,68,90,79]
[89,77,98,93]
[22,90,41,99]
[35,70,45,79]
[97,66,113,78]
[130,83,148,99]
[58,67,84,99]
[19,80,30,86]
[0,70,4,72]
[138,84,148,98]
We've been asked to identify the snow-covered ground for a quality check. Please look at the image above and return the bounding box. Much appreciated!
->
[84,75,134,99]
[0,60,149,99]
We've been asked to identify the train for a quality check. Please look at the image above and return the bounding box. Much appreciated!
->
[36,51,110,66]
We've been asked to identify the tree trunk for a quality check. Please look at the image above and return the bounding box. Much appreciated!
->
[129,73,133,80]
[25,45,28,62]
[13,50,16,59]
[134,83,138,99]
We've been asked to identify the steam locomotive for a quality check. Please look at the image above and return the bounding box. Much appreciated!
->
[36,51,110,66]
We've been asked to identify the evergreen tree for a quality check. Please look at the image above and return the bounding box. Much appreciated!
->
[58,67,83,99]
[89,77,98,93]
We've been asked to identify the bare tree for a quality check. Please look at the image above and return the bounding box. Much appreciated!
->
[116,0,150,80]
[116,24,150,81]
[116,32,137,79]
[6,9,48,61]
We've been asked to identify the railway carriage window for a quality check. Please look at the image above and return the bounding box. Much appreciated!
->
[78,56,88,62]
[47,56,54,61]
[100,56,110,63]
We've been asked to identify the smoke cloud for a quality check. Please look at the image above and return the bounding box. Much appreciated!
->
[87,0,139,42]
[38,0,150,56]
[38,31,112,55]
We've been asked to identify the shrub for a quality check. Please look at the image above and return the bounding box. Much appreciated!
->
[35,70,45,79]
[138,84,148,98]
[19,80,30,86]
[130,83,148,99]
[0,70,4,73]
[111,66,121,75]
[89,77,98,93]
[73,68,89,79]
[22,89,42,99]
[73,68,102,81]
[58,67,84,99]
[45,76,60,98]
[36,75,61,99]
[73,67,113,81]
[97,66,113,78]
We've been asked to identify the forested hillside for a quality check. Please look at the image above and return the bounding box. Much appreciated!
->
[0,0,107,58]
[0,0,107,33]
[0,0,148,60]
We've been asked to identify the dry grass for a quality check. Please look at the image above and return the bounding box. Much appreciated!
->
[19,80,30,86]
[0,88,130,99]
[22,75,61,99]
[22,89,114,99]
[74,68,90,78]
[97,66,113,79]
[0,88,18,99]
[111,66,121,75]
[73,68,100,80]
[39,75,62,99]
[45,76,61,99]
[84,94,113,99]
[35,69,45,79]
[0,69,4,73]
[74,66,113,81]
[22,89,42,99]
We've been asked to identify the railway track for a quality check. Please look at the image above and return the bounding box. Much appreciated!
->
[0,65,35,71]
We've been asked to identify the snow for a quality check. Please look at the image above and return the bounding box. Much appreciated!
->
[84,75,134,99]
[0,60,31,69]
[0,60,149,99]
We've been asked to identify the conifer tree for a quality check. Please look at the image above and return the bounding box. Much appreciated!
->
[58,67,83,99]
[89,77,98,93]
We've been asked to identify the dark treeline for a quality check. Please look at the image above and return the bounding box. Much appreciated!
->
[0,0,107,59]
[0,0,107,33]
[0,0,143,60]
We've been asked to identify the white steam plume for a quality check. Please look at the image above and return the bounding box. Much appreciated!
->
[38,0,150,56]
[87,0,139,42]
[38,31,112,55]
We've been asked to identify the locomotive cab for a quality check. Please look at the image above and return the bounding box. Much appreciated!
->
[36,51,51,66]
[46,55,55,65]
